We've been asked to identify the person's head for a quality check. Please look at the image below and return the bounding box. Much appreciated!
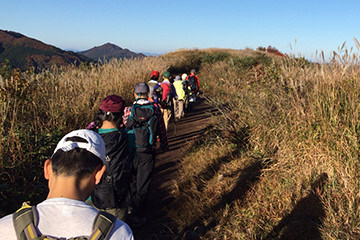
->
[96,95,125,129]
[44,129,106,200]
[190,69,196,75]
[134,82,150,99]
[150,70,159,80]
[181,73,187,81]
[174,75,181,81]
[163,71,171,80]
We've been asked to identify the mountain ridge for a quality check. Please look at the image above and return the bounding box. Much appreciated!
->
[78,42,145,61]
[0,29,93,71]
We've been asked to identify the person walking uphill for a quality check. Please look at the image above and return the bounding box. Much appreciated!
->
[173,75,186,122]
[148,70,160,100]
[0,129,134,239]
[186,69,200,103]
[154,71,173,130]
[89,95,131,221]
[125,82,168,227]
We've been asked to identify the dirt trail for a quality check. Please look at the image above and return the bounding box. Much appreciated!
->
[132,97,217,239]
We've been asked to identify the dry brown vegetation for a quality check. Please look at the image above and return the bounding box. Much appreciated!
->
[164,45,360,239]
[2,45,360,240]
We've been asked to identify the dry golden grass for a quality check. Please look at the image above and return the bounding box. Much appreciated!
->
[2,46,360,240]
[166,46,360,239]
[0,56,172,214]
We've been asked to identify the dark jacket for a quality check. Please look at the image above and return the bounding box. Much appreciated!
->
[91,128,131,209]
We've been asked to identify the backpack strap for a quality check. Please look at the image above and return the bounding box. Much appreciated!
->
[89,211,116,240]
[13,203,40,240]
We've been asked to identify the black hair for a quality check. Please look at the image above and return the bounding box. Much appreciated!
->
[95,109,123,129]
[51,136,103,179]
[150,75,159,80]
[136,92,149,99]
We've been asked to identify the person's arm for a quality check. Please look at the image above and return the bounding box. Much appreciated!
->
[156,108,169,151]
[123,106,132,128]
[195,75,200,91]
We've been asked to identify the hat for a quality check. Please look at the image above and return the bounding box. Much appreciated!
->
[150,70,159,79]
[134,82,150,94]
[174,75,181,81]
[163,71,171,78]
[100,95,125,113]
[52,129,106,164]
[181,73,187,81]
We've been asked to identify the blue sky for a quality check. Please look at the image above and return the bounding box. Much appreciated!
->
[1,0,359,59]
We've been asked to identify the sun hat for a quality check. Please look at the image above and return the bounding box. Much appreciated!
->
[100,95,125,113]
[52,129,106,164]
[134,82,150,94]
[163,71,171,78]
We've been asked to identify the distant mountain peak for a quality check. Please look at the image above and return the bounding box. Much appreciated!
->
[79,43,144,61]
[0,29,93,71]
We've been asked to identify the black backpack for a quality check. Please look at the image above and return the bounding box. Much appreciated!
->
[188,75,197,91]
[13,203,116,240]
[126,102,158,152]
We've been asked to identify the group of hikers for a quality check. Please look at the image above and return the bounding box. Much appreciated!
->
[0,69,200,239]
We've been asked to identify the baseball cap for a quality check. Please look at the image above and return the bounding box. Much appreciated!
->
[134,82,150,94]
[150,70,159,79]
[52,129,106,164]
[163,71,171,78]
[100,95,125,113]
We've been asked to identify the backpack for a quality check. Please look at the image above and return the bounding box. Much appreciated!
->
[13,203,116,240]
[188,75,197,91]
[154,84,163,103]
[126,102,158,152]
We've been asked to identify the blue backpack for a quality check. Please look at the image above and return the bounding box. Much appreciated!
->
[125,102,158,152]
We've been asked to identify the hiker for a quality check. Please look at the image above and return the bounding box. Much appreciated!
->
[0,129,133,239]
[148,70,159,100]
[186,69,200,103]
[124,82,168,227]
[153,71,174,130]
[173,75,186,122]
[89,95,131,221]
[181,73,190,112]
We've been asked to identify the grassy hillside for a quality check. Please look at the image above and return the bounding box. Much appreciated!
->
[166,47,360,239]
[0,30,93,71]
[1,46,359,239]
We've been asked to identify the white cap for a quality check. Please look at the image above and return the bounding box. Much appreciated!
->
[52,129,106,164]
[181,73,187,81]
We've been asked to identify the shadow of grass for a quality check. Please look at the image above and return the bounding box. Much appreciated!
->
[179,157,272,239]
[263,173,328,240]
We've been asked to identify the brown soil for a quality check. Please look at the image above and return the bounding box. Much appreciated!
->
[132,97,217,239]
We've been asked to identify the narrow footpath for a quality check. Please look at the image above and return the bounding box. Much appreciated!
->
[132,97,217,239]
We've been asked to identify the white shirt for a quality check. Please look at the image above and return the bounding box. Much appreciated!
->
[0,198,134,240]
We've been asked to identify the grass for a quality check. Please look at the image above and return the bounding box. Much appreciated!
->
[2,46,360,239]
[165,46,360,239]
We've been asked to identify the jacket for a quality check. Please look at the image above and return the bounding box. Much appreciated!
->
[173,80,186,100]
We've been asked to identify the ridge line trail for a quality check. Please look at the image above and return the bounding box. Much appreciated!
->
[133,97,218,239]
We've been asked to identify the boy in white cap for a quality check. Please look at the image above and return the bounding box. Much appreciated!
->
[0,129,134,240]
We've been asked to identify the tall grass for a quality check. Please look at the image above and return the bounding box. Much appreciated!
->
[166,46,360,239]
[0,56,171,215]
